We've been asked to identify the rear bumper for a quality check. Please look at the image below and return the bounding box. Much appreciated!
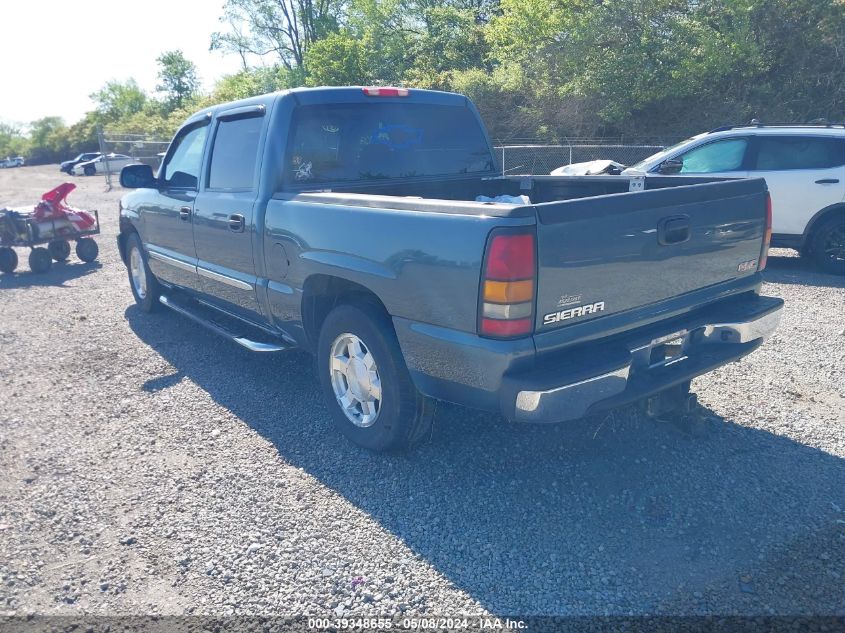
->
[501,295,782,422]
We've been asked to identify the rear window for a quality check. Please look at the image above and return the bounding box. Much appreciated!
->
[284,103,495,185]
[754,136,845,170]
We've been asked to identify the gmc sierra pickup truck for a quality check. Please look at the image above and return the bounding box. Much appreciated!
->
[118,86,783,451]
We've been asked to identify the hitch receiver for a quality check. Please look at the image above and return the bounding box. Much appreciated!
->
[643,380,697,418]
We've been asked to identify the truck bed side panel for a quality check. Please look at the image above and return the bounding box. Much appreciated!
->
[262,198,532,337]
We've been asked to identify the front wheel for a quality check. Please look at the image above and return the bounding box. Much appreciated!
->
[125,232,161,312]
[317,303,434,451]
[809,216,845,275]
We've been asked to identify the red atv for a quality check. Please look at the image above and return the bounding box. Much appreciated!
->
[0,183,100,274]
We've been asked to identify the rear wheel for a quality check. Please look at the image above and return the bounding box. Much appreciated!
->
[0,247,18,273]
[125,232,161,312]
[317,302,434,451]
[810,216,845,275]
[48,239,71,261]
[76,238,98,263]
[29,247,52,274]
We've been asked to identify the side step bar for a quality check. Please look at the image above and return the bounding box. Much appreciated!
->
[159,295,289,353]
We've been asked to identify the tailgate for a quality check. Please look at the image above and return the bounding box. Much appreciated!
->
[534,178,768,333]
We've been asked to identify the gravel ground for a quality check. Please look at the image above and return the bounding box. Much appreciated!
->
[0,165,843,619]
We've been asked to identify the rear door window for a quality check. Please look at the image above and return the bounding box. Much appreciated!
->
[284,102,495,185]
[207,114,264,190]
[677,138,749,173]
[753,136,845,170]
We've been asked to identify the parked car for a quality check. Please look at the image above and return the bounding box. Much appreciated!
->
[0,156,25,168]
[73,153,137,176]
[623,124,845,274]
[117,87,781,451]
[60,152,101,174]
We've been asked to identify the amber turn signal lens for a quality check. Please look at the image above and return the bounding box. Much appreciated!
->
[483,279,533,303]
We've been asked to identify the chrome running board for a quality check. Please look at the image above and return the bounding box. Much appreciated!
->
[159,294,289,353]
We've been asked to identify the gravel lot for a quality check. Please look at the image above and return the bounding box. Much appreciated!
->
[1,165,843,619]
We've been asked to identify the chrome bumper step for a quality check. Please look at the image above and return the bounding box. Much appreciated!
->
[159,295,289,353]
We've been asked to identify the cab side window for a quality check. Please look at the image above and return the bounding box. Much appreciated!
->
[754,136,845,170]
[678,138,748,173]
[161,123,209,189]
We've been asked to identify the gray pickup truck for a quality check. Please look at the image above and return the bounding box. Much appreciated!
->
[118,86,783,451]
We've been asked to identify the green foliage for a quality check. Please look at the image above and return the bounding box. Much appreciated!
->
[26,117,69,164]
[156,50,200,111]
[13,0,845,164]
[212,66,301,101]
[89,80,147,122]
[0,122,29,159]
[211,0,347,70]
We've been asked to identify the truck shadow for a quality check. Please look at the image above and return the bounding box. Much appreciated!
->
[0,260,102,289]
[126,306,845,615]
[762,253,845,289]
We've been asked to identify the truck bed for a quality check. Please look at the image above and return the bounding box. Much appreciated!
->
[280,174,769,344]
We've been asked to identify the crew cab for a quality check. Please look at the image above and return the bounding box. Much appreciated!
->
[624,124,845,274]
[118,87,782,451]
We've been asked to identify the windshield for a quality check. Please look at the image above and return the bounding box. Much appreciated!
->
[285,102,495,184]
[628,136,702,170]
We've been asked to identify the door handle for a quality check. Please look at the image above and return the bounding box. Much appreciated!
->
[228,214,245,232]
[658,216,690,245]
[815,178,839,185]
[179,206,191,221]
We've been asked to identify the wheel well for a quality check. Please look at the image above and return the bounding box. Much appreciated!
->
[301,275,390,351]
[117,221,138,264]
[804,204,845,250]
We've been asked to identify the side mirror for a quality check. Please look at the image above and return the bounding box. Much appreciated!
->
[120,164,156,189]
[657,158,683,174]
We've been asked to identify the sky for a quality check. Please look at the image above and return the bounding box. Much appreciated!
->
[0,0,248,125]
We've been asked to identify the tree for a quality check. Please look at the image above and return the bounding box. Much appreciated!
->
[90,80,147,122]
[156,50,200,111]
[0,122,29,159]
[211,0,346,71]
[211,66,298,101]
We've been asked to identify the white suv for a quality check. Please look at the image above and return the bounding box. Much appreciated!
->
[625,125,845,274]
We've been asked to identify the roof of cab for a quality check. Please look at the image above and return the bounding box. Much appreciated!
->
[186,86,471,124]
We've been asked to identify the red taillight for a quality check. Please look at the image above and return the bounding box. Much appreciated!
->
[362,87,409,97]
[485,234,535,280]
[479,231,536,338]
[759,193,772,271]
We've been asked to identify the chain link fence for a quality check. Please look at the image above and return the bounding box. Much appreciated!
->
[494,143,665,175]
[98,130,170,189]
[95,135,664,188]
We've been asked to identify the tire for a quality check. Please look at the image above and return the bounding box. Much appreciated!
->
[809,216,845,275]
[83,165,95,176]
[125,232,161,312]
[76,237,99,263]
[317,302,434,452]
[48,239,71,261]
[0,247,18,273]
[28,247,52,274]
